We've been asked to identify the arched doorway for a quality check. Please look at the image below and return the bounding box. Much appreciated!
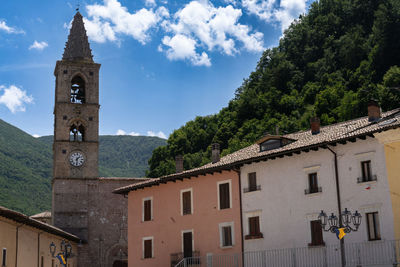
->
[113,260,127,267]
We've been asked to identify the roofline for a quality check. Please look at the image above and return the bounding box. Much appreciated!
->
[113,119,400,195]
[0,206,81,243]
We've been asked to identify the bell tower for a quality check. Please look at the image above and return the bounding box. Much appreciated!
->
[52,11,100,240]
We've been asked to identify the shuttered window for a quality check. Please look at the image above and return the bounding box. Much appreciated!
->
[219,183,230,209]
[367,212,381,241]
[2,248,6,267]
[222,226,232,247]
[182,191,192,215]
[310,220,324,246]
[361,161,372,182]
[308,173,318,193]
[144,239,153,258]
[249,216,260,236]
[143,199,152,221]
[248,173,257,191]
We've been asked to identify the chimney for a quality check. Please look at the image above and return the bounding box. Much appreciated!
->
[310,117,320,135]
[175,155,183,173]
[211,143,220,163]
[368,100,381,122]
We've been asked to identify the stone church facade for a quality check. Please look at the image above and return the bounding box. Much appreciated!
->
[52,12,145,267]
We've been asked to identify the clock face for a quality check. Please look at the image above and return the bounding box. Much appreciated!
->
[69,151,85,167]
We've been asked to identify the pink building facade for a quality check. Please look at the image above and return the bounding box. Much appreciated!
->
[118,170,242,267]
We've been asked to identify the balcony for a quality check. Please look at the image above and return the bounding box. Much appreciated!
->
[304,186,322,195]
[244,185,261,193]
[171,251,200,267]
[357,175,377,183]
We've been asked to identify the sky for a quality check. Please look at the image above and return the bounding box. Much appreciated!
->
[0,0,314,139]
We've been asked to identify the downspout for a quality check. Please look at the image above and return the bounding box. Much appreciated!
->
[326,146,345,267]
[233,168,244,267]
[37,232,43,267]
[15,224,23,267]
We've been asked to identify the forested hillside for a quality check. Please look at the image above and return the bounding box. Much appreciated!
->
[0,122,165,215]
[147,0,400,177]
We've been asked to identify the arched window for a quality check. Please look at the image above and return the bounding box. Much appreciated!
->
[70,75,85,104]
[70,124,85,141]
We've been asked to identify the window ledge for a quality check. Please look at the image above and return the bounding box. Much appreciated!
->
[368,238,382,242]
[245,233,264,240]
[220,245,234,249]
[357,179,377,185]
[357,175,377,184]
[243,189,262,194]
[142,219,154,223]
[305,192,322,197]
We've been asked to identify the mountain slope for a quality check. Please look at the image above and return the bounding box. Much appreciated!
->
[147,0,400,177]
[0,121,166,215]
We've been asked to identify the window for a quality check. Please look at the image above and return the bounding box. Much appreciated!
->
[52,259,54,267]
[143,237,153,259]
[143,198,152,221]
[366,212,381,241]
[219,222,234,248]
[244,173,260,193]
[218,180,231,210]
[41,256,44,267]
[181,189,192,215]
[360,160,375,182]
[246,216,263,239]
[182,230,193,258]
[70,75,85,104]
[260,139,282,151]
[309,220,324,246]
[69,123,85,142]
[305,173,321,194]
[2,248,6,267]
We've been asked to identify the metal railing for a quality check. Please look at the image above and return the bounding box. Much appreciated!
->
[175,239,400,267]
[243,185,261,193]
[357,174,377,183]
[305,186,322,195]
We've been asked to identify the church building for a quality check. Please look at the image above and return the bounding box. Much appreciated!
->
[51,12,146,267]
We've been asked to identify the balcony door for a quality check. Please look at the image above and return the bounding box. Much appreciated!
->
[183,231,193,258]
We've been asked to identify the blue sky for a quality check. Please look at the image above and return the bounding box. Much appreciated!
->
[0,0,313,139]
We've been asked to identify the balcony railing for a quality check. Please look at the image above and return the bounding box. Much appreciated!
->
[243,185,261,193]
[304,186,322,195]
[171,251,200,267]
[357,174,377,183]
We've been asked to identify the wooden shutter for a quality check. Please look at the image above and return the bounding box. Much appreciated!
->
[248,173,257,191]
[249,216,260,236]
[310,220,323,245]
[361,161,372,181]
[308,173,318,193]
[183,232,193,258]
[223,226,232,246]
[219,183,230,209]
[144,200,151,221]
[182,191,191,215]
[144,239,152,258]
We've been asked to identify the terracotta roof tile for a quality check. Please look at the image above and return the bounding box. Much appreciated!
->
[114,109,400,194]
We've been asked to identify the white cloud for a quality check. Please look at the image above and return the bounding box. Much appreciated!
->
[145,0,156,7]
[32,134,40,138]
[162,34,211,66]
[85,0,167,44]
[0,20,25,34]
[0,85,33,113]
[29,41,48,51]
[159,0,264,66]
[147,131,167,139]
[242,0,306,32]
[116,129,141,136]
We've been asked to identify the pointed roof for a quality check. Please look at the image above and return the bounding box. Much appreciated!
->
[62,12,93,62]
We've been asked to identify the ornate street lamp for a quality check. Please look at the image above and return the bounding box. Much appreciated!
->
[318,208,362,236]
[50,240,73,266]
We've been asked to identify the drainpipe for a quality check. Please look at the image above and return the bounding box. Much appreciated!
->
[326,146,345,267]
[233,168,244,267]
[15,223,23,267]
[37,232,43,267]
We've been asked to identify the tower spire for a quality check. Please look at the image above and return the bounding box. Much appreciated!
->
[62,11,93,62]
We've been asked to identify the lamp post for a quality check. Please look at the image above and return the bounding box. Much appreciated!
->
[50,240,72,266]
[318,209,362,267]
